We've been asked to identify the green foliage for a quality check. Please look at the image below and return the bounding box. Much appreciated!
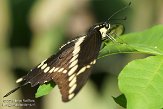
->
[35,25,163,109]
[119,55,163,109]
[35,81,55,98]
[99,25,163,58]
[113,94,127,108]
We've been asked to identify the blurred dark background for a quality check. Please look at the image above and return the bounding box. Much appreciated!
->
[1,0,163,109]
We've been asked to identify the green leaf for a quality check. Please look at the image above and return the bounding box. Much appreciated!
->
[113,94,127,108]
[99,25,163,58]
[118,56,163,109]
[35,81,56,98]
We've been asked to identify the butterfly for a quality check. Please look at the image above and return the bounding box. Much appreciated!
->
[4,3,130,102]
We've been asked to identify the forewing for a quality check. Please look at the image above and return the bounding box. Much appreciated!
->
[23,38,80,86]
[5,38,77,98]
[59,31,102,102]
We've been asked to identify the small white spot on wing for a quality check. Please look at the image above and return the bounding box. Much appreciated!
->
[44,81,48,83]
[58,68,64,72]
[68,93,75,100]
[77,66,87,75]
[53,67,59,72]
[91,59,96,64]
[69,60,78,68]
[63,70,67,73]
[69,84,77,94]
[68,65,78,76]
[16,77,23,83]
[69,77,76,87]
[86,65,91,68]
[69,54,78,63]
[44,66,50,73]
[41,64,47,70]
[49,67,55,73]
[68,74,75,81]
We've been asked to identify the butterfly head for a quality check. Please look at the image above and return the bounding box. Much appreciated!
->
[94,22,124,40]
[94,2,131,40]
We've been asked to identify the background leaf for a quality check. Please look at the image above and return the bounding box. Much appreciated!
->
[35,81,55,98]
[113,94,127,108]
[118,56,163,109]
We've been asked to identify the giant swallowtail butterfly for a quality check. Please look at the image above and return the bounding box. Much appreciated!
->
[4,2,130,102]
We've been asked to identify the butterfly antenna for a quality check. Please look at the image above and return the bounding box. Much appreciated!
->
[3,82,28,98]
[108,2,131,21]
